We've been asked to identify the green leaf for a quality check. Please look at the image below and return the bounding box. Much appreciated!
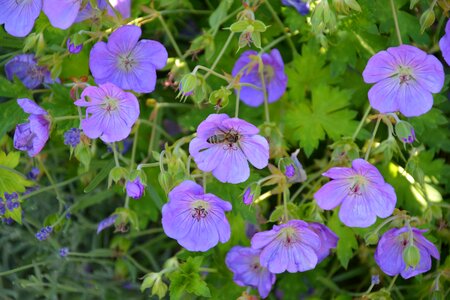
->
[286,85,358,156]
[0,76,32,99]
[168,256,211,299]
[208,0,233,32]
[0,151,34,195]
[327,211,358,269]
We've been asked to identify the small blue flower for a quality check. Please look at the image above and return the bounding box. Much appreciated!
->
[371,274,380,285]
[63,128,82,147]
[27,167,40,180]
[59,247,69,257]
[285,164,295,178]
[36,226,53,241]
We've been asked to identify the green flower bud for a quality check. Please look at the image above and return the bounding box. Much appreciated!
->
[109,166,128,187]
[420,9,435,33]
[330,138,360,164]
[403,244,421,268]
[229,20,251,33]
[395,121,416,144]
[178,73,198,98]
[209,87,231,109]
[365,232,379,245]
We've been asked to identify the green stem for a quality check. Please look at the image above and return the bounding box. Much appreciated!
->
[138,163,160,169]
[235,88,241,118]
[205,32,235,80]
[147,106,159,158]
[20,175,83,201]
[0,261,48,277]
[389,0,403,45]
[192,65,229,81]
[158,15,185,65]
[257,57,270,123]
[264,0,298,56]
[260,34,288,54]
[124,254,151,273]
[52,116,80,122]
[112,143,120,167]
[138,119,174,141]
[388,274,399,291]
[283,188,290,222]
[352,105,372,141]
[129,122,140,172]
[124,195,130,209]
[364,116,381,161]
[37,157,65,206]
[199,267,217,273]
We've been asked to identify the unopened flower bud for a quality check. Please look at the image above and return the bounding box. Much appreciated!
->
[395,121,416,144]
[209,87,231,109]
[403,244,421,268]
[177,74,198,98]
[420,9,435,33]
[243,183,261,205]
[365,232,379,245]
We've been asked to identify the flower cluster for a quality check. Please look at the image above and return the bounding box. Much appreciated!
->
[36,226,53,241]
[63,128,82,148]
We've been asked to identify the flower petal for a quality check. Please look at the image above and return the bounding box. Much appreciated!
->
[367,183,396,218]
[396,81,433,117]
[368,77,400,114]
[107,25,141,54]
[2,0,41,37]
[133,39,168,69]
[239,135,269,169]
[43,0,81,30]
[374,228,405,276]
[413,54,444,93]
[212,149,250,183]
[189,139,223,172]
[362,50,397,83]
[339,194,376,227]
[17,98,47,115]
[314,179,349,210]
[89,42,116,82]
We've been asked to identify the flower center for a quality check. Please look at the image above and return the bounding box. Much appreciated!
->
[118,53,137,72]
[279,226,298,246]
[348,175,368,195]
[396,65,414,85]
[102,97,119,112]
[191,200,209,221]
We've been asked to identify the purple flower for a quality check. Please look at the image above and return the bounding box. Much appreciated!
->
[36,226,53,241]
[89,25,168,93]
[64,128,82,147]
[371,274,380,285]
[97,215,118,234]
[232,49,287,107]
[126,177,145,199]
[59,247,69,257]
[285,149,307,184]
[225,246,276,298]
[67,38,83,54]
[75,83,140,143]
[281,0,310,15]
[189,114,269,184]
[308,222,338,263]
[5,54,54,89]
[314,159,397,228]
[162,180,232,252]
[362,45,444,117]
[106,0,131,18]
[375,227,439,279]
[285,165,295,178]
[251,220,321,274]
[243,188,253,205]
[26,167,40,180]
[439,20,450,66]
[76,0,130,22]
[14,98,50,157]
[0,201,5,216]
[0,0,41,37]
[43,0,81,30]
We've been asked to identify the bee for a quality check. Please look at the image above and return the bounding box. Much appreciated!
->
[207,130,240,145]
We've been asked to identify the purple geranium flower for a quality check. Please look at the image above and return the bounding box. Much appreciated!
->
[162,180,232,252]
[126,177,145,199]
[314,159,397,228]
[189,114,269,184]
[89,25,168,93]
[375,227,439,279]
[0,0,41,37]
[232,49,287,107]
[281,0,310,15]
[285,149,307,184]
[5,54,55,89]
[97,215,118,234]
[362,45,444,117]
[251,220,321,274]
[243,188,253,205]
[439,20,450,66]
[14,98,50,157]
[75,83,140,143]
[225,246,276,298]
[308,222,338,263]
[43,0,81,30]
